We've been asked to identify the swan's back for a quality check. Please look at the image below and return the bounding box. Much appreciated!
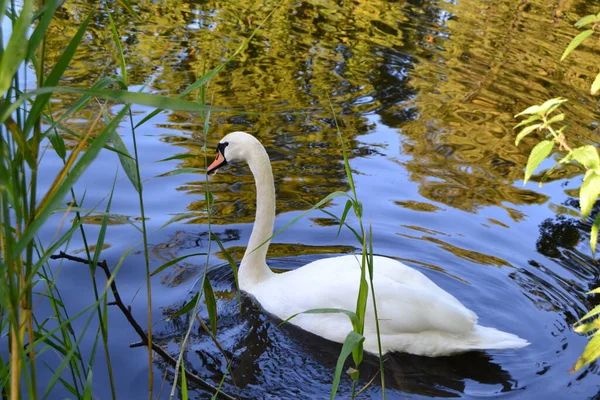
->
[246,255,523,356]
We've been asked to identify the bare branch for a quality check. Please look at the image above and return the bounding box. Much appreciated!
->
[50,251,238,400]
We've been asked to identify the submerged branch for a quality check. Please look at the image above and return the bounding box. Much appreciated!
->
[50,251,237,400]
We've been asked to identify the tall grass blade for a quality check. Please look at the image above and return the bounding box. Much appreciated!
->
[105,7,127,85]
[0,0,32,97]
[125,106,155,396]
[337,199,353,237]
[203,276,218,336]
[278,308,360,332]
[42,76,117,136]
[180,361,189,400]
[27,0,61,61]
[169,292,200,320]
[330,331,364,400]
[251,191,351,254]
[591,213,600,254]
[104,112,140,192]
[40,243,135,398]
[212,233,239,291]
[150,252,207,276]
[52,207,142,232]
[91,174,118,400]
[115,0,139,18]
[24,10,95,136]
[156,212,197,230]
[1,87,229,125]
[367,225,385,398]
[15,106,131,257]
[318,208,362,243]
[352,238,368,365]
[4,116,35,167]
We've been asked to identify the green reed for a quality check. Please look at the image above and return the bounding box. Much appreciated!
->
[0,1,249,398]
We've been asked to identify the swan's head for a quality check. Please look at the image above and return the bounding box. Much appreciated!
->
[206,131,261,174]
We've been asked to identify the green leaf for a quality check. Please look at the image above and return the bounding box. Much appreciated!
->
[278,308,360,332]
[580,171,600,219]
[515,124,542,146]
[524,140,554,185]
[157,167,204,177]
[539,98,568,115]
[150,252,207,276]
[571,145,600,170]
[515,105,541,117]
[591,212,600,255]
[545,113,564,126]
[337,200,354,237]
[587,287,600,295]
[181,360,189,400]
[169,292,200,320]
[47,127,67,159]
[0,0,32,97]
[561,29,595,61]
[353,200,363,219]
[583,303,600,321]
[203,276,218,336]
[330,331,364,400]
[574,319,600,335]
[107,125,141,192]
[157,212,197,230]
[513,114,542,129]
[575,14,598,28]
[571,333,600,372]
[318,208,363,243]
[211,233,239,293]
[591,72,600,96]
[157,153,196,162]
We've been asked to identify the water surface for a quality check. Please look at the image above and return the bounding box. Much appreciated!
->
[37,0,600,398]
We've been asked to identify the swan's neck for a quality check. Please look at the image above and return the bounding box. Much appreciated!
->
[239,145,276,288]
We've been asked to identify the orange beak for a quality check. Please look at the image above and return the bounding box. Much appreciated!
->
[207,151,226,174]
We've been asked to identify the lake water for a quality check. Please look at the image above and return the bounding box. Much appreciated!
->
[35,0,600,398]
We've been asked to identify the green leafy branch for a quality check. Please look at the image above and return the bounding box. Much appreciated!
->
[514,11,600,373]
[561,12,600,95]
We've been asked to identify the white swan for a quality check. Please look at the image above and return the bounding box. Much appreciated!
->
[207,131,529,356]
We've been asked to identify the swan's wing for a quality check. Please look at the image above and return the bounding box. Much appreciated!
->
[366,276,477,335]
[256,257,477,340]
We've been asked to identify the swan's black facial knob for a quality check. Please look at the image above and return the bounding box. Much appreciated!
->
[207,142,229,174]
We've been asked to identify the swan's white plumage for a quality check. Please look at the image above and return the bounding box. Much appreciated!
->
[209,131,529,356]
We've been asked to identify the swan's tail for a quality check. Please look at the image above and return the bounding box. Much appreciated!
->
[466,325,529,351]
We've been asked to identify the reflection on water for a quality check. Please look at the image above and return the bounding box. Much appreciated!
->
[39,0,600,398]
